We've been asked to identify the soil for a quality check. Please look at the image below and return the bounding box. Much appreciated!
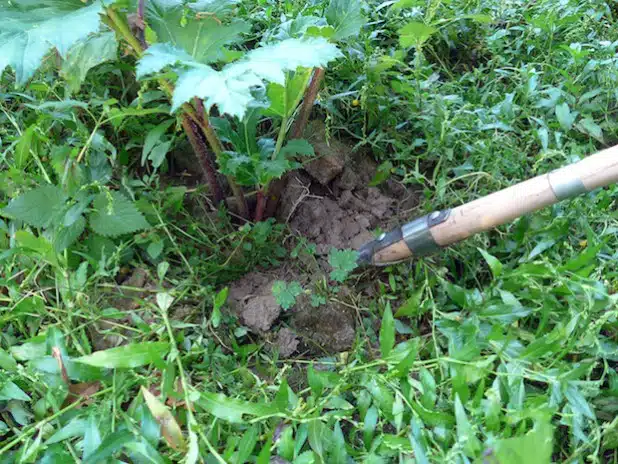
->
[227,121,422,355]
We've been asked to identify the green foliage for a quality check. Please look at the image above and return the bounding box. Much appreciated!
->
[2,185,67,228]
[139,37,342,118]
[328,248,359,282]
[89,192,151,237]
[0,0,105,85]
[1,0,617,462]
[272,280,303,310]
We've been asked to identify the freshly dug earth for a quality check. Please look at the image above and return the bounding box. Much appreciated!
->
[228,121,421,355]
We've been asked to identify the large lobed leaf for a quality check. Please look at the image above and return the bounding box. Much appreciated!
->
[61,32,117,93]
[325,0,367,40]
[0,0,105,85]
[146,0,248,64]
[139,37,342,118]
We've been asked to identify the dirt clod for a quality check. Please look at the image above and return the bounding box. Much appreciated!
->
[276,328,299,357]
[291,299,355,353]
[279,121,420,255]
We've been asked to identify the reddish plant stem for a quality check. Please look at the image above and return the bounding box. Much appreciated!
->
[181,115,224,204]
[136,0,146,48]
[291,68,325,139]
[254,189,266,222]
[261,68,326,219]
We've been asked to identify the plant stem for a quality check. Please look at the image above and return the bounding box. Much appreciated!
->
[254,189,266,222]
[262,68,326,218]
[181,115,224,204]
[273,116,289,160]
[106,7,144,56]
[105,7,248,218]
[136,0,146,48]
[291,68,325,139]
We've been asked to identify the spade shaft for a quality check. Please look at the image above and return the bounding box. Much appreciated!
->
[358,144,618,266]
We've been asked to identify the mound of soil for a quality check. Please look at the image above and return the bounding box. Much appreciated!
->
[228,121,421,355]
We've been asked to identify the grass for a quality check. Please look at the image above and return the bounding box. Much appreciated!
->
[1,0,617,462]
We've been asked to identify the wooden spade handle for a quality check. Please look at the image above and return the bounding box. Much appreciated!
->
[361,145,618,266]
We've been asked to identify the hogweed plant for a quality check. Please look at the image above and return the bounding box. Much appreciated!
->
[0,0,366,222]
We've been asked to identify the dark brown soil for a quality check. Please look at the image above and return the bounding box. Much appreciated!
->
[227,121,422,355]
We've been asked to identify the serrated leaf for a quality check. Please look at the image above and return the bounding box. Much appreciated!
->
[89,191,151,237]
[168,38,342,118]
[54,215,86,253]
[0,0,105,85]
[2,185,68,228]
[398,21,437,47]
[325,0,367,40]
[14,125,36,169]
[146,0,249,64]
[328,248,359,282]
[73,342,169,368]
[280,139,314,158]
[136,43,193,79]
[61,32,117,93]
[272,281,303,310]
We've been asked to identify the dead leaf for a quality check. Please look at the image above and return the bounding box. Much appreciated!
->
[141,386,186,451]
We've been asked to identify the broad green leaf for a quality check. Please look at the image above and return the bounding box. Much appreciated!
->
[142,120,175,165]
[74,342,170,368]
[135,43,193,79]
[46,418,87,444]
[2,185,67,228]
[196,391,278,423]
[398,21,437,47]
[166,38,342,118]
[363,406,378,449]
[272,281,303,310]
[146,0,249,64]
[149,141,173,168]
[280,139,315,158]
[380,303,395,358]
[189,0,239,16]
[325,0,367,40]
[0,0,104,85]
[83,431,134,463]
[454,395,481,456]
[61,32,117,93]
[328,248,359,282]
[491,419,553,464]
[478,248,503,278]
[89,191,151,237]
[0,381,31,401]
[83,415,102,460]
[14,125,36,169]
[141,387,185,450]
[265,68,312,118]
[555,102,575,131]
[330,422,348,464]
[0,349,17,371]
[576,117,603,142]
[54,215,86,253]
[235,426,259,464]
